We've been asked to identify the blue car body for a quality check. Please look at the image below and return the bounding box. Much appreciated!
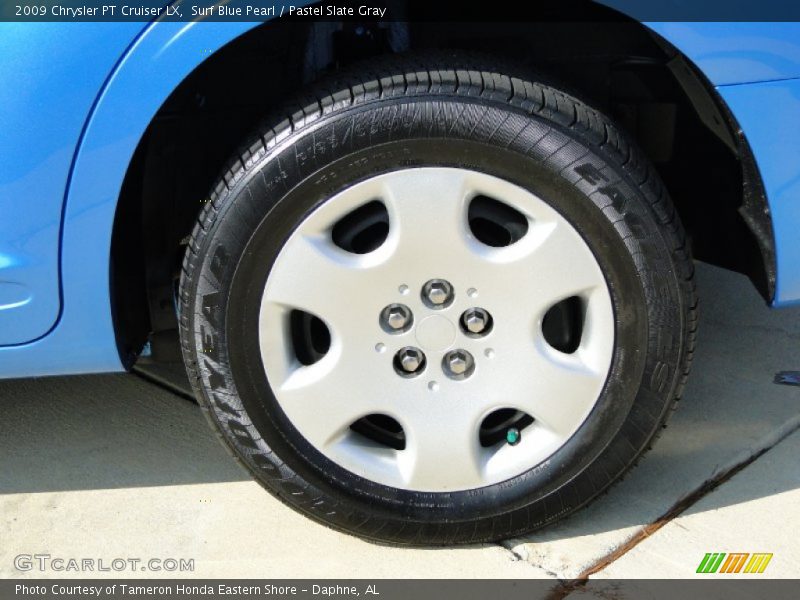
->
[1,13,800,378]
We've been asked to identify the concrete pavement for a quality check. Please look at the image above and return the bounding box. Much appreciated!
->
[596,429,800,578]
[1,262,799,579]
[504,262,800,579]
[0,375,543,578]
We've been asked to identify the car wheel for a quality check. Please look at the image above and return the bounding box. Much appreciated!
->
[179,54,697,544]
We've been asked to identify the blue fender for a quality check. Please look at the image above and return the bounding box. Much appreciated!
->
[0,22,144,346]
[645,22,800,85]
[717,78,800,306]
[0,21,261,376]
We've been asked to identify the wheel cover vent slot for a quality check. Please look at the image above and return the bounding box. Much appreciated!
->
[289,310,331,366]
[480,409,534,447]
[331,200,389,254]
[350,414,406,450]
[468,195,529,247]
[542,296,585,354]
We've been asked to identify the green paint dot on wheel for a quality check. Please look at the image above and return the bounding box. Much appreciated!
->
[506,428,520,445]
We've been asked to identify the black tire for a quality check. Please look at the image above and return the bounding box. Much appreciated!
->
[179,53,697,545]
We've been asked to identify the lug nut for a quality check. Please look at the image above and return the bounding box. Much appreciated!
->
[380,304,413,333]
[461,307,493,336]
[394,347,426,377]
[448,353,469,375]
[427,285,449,305]
[422,279,454,309]
[443,349,475,380]
[401,350,422,372]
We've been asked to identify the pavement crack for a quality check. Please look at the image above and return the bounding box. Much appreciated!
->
[562,412,800,583]
[131,368,197,403]
[496,541,563,579]
[499,543,526,562]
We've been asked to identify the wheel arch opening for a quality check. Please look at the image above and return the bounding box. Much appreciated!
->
[111,5,775,366]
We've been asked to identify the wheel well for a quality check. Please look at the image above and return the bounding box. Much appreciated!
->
[111,9,775,365]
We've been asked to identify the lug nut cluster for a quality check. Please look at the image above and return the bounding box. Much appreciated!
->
[378,279,492,380]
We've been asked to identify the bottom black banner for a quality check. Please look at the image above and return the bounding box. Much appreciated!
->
[3,580,798,600]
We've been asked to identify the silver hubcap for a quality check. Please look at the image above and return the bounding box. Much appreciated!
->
[258,168,614,492]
